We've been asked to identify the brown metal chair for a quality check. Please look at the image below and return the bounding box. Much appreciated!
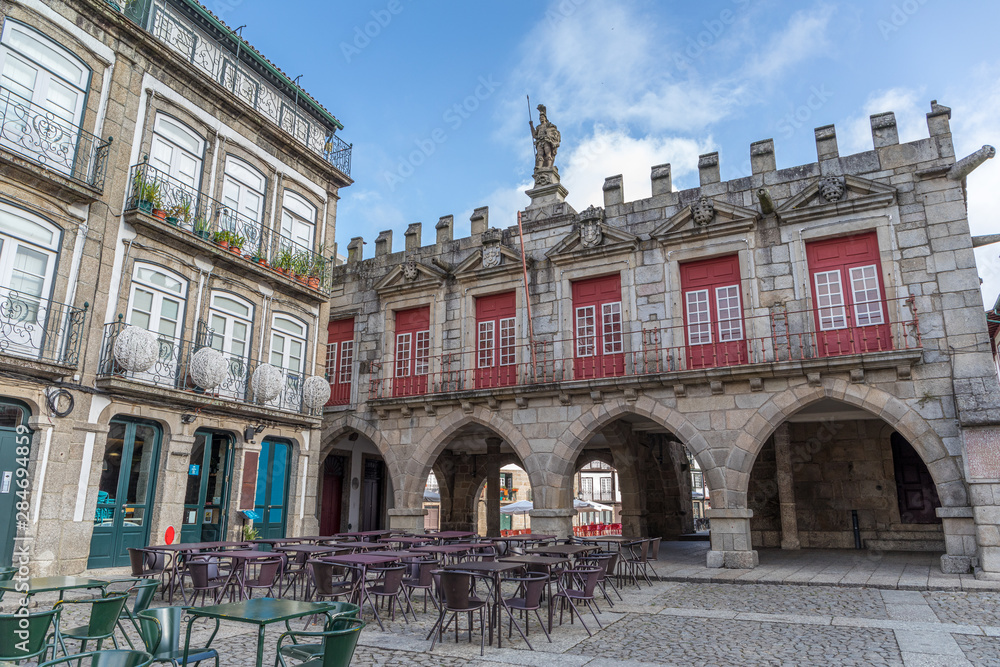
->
[182,559,226,605]
[549,567,603,637]
[622,539,651,587]
[364,564,412,625]
[244,557,284,599]
[429,570,487,656]
[499,572,550,648]
[306,560,357,604]
[402,558,439,613]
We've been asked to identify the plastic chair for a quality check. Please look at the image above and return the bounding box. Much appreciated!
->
[244,557,284,599]
[39,650,153,667]
[549,567,603,637]
[364,564,412,626]
[402,558,440,613]
[182,558,226,605]
[278,603,358,663]
[499,572,550,648]
[51,593,131,656]
[274,617,365,667]
[429,570,487,656]
[136,607,219,667]
[116,579,161,649]
[0,607,59,663]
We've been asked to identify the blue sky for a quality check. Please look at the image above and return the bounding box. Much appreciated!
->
[221,0,1000,305]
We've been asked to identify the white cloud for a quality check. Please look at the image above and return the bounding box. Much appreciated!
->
[743,4,836,80]
[838,87,927,155]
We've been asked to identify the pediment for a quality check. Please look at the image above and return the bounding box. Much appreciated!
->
[546,207,639,265]
[454,244,525,283]
[375,258,446,297]
[776,174,896,224]
[652,197,759,243]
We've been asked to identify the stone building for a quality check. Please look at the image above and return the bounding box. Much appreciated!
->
[0,0,350,575]
[323,100,1000,577]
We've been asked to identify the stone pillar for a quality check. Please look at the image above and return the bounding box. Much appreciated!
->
[529,508,575,539]
[773,425,800,550]
[936,506,975,574]
[619,508,647,538]
[706,508,758,569]
[388,508,427,534]
[485,437,501,537]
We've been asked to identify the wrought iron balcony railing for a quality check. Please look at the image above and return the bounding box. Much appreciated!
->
[0,87,112,191]
[96,319,314,415]
[126,161,335,294]
[108,0,351,177]
[369,297,922,400]
[0,287,88,367]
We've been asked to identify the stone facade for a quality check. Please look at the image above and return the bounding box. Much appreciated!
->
[323,101,1000,577]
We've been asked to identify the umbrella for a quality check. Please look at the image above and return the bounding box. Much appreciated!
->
[574,498,613,512]
[423,490,440,503]
[500,500,534,514]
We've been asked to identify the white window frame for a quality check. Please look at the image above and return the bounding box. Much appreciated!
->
[149,114,205,192]
[715,285,744,342]
[269,313,307,374]
[499,317,516,366]
[279,190,317,252]
[575,305,596,357]
[849,264,885,327]
[813,270,848,331]
[207,291,254,361]
[601,301,623,354]
[478,320,494,369]
[338,340,354,385]
[685,289,712,345]
[126,262,187,339]
[395,332,411,378]
[220,156,267,230]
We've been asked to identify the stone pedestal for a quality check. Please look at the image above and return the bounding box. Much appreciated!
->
[529,508,575,539]
[388,508,427,534]
[619,508,648,538]
[707,508,758,569]
[773,424,801,549]
[526,167,568,211]
[937,506,976,574]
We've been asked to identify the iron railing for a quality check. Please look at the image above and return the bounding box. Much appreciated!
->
[0,287,88,366]
[0,87,112,190]
[126,161,335,294]
[97,319,314,415]
[369,297,922,399]
[108,0,351,177]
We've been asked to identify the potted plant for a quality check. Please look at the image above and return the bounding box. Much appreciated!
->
[193,217,211,240]
[212,230,231,250]
[229,234,246,256]
[167,200,192,227]
[293,252,309,283]
[275,247,293,276]
[250,248,268,267]
[307,255,324,289]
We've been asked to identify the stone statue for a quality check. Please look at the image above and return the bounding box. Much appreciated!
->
[530,104,560,171]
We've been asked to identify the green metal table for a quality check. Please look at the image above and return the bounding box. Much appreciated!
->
[0,576,109,599]
[182,597,343,667]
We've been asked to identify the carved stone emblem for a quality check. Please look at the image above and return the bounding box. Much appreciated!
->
[578,205,604,248]
[691,196,715,226]
[402,257,418,281]
[818,175,846,203]
[482,244,502,268]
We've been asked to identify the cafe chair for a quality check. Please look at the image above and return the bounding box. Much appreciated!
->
[115,579,161,648]
[127,549,166,586]
[274,617,365,667]
[50,592,131,656]
[499,572,551,648]
[182,559,226,605]
[429,570,487,657]
[0,566,16,602]
[579,553,618,607]
[401,558,440,614]
[244,557,284,599]
[279,603,358,663]
[0,607,60,663]
[549,567,604,637]
[646,536,662,578]
[364,564,412,625]
[307,560,357,605]
[39,649,154,667]
[136,607,219,667]
[622,539,651,587]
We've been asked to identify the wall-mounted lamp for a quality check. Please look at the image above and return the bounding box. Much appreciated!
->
[181,414,196,424]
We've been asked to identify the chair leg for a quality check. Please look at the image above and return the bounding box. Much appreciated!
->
[533,609,552,642]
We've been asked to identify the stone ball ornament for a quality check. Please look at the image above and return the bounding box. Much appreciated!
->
[302,375,332,409]
[113,325,159,372]
[189,347,229,390]
[252,363,283,402]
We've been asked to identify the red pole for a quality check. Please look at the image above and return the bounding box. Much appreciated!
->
[517,211,538,377]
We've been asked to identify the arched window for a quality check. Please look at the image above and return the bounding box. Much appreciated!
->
[207,291,254,400]
[149,113,204,192]
[126,263,187,339]
[269,312,307,373]
[279,191,316,251]
[220,156,266,250]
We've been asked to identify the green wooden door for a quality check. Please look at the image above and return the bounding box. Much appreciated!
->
[254,440,290,539]
[88,419,161,569]
[0,400,31,567]
[180,431,232,543]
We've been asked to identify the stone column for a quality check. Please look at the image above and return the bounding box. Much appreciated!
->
[773,424,800,550]
[388,508,428,534]
[485,437,501,537]
[706,508,758,569]
[529,509,576,538]
[936,507,975,574]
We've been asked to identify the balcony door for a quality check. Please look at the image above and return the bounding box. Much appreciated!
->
[572,275,624,380]
[0,400,30,567]
[125,263,187,387]
[476,292,517,389]
[207,291,253,399]
[279,191,316,252]
[269,313,307,411]
[220,156,266,252]
[393,306,429,397]
[0,21,90,176]
[0,204,59,360]
[326,318,355,406]
[181,430,232,543]
[680,255,747,369]
[149,114,204,218]
[806,231,891,356]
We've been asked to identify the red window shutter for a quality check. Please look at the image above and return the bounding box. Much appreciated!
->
[394,306,430,396]
[571,274,624,379]
[326,318,355,406]
[475,292,516,388]
[679,255,747,369]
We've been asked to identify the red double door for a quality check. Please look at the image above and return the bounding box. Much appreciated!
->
[680,255,748,369]
[806,231,891,356]
[394,306,430,397]
[475,292,517,389]
[326,318,354,406]
[572,275,625,380]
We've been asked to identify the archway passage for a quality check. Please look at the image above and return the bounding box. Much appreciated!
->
[318,427,395,534]
[472,464,531,535]
[748,398,945,553]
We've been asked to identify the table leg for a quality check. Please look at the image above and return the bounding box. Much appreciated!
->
[255,624,265,667]
[492,573,499,648]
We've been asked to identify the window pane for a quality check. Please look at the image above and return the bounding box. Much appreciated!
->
[478,320,494,368]
[395,333,411,377]
[602,302,623,354]
[715,285,743,341]
[576,306,595,357]
[850,265,884,326]
[339,341,353,384]
[326,342,337,379]
[500,317,516,366]
[814,270,847,330]
[685,290,711,345]
[415,330,430,375]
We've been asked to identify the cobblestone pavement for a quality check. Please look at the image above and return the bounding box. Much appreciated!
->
[9,579,1000,666]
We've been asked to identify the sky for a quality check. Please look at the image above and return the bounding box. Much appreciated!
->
[218,0,1000,306]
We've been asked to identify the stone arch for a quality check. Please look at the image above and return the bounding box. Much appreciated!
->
[468,453,529,520]
[734,379,967,507]
[407,406,536,502]
[320,414,401,499]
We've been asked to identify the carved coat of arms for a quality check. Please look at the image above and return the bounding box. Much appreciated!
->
[402,258,418,281]
[482,244,502,268]
[818,176,846,203]
[691,196,715,226]
[580,218,603,248]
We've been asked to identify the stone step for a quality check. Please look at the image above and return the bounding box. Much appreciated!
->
[865,538,945,552]
[887,523,944,533]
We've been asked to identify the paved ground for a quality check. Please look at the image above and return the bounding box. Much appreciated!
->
[7,568,1000,666]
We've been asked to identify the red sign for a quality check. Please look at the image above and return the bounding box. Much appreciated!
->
[164,526,175,545]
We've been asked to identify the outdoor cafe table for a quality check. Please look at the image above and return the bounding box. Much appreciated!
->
[0,576,109,599]
[378,536,431,547]
[181,597,343,667]
[499,554,572,632]
[442,560,527,648]
[146,541,252,602]
[409,544,473,563]
[424,530,478,542]
[211,550,283,601]
[323,552,402,630]
[335,530,391,542]
[526,544,599,558]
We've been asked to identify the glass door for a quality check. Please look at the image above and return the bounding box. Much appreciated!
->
[88,418,161,568]
[180,430,232,543]
[253,440,290,539]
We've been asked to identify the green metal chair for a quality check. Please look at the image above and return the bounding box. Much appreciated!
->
[116,579,161,649]
[39,649,154,667]
[136,606,219,667]
[275,617,365,667]
[0,565,17,602]
[0,607,60,663]
[51,592,130,655]
[279,602,359,663]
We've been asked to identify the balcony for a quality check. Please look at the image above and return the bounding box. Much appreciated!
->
[580,490,615,503]
[95,319,318,423]
[368,297,923,402]
[0,287,88,376]
[109,0,351,177]
[124,161,334,300]
[0,87,112,197]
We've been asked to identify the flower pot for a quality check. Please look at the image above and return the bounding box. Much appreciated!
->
[218,240,230,250]
[138,200,154,214]
[256,259,268,268]
[297,274,307,284]
[195,229,211,240]
[307,276,320,289]
[153,208,167,220]
[166,216,179,226]
[229,247,241,256]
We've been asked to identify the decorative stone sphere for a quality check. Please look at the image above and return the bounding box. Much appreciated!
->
[252,363,282,402]
[190,347,229,390]
[113,325,159,372]
[302,375,332,409]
